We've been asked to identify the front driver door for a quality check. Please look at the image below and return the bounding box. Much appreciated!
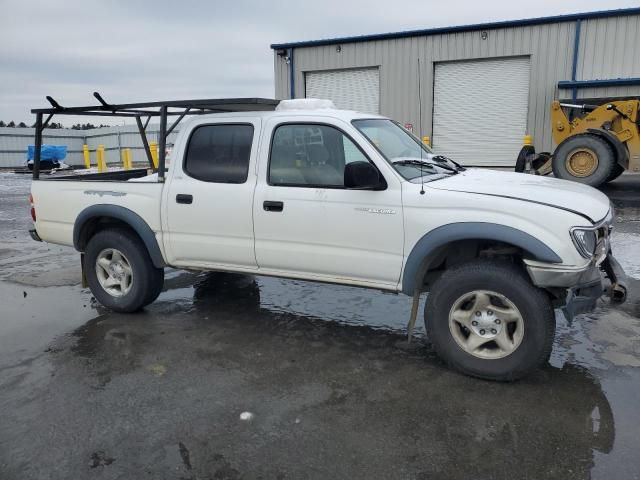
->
[253,118,404,288]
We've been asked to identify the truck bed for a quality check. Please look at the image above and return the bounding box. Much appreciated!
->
[31,174,165,250]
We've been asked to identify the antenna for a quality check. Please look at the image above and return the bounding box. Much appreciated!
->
[418,58,425,195]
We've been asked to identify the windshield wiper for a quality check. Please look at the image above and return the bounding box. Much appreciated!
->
[431,155,466,171]
[392,159,459,174]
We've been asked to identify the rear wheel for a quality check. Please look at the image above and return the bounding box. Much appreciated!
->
[425,260,555,381]
[552,134,615,187]
[84,228,164,312]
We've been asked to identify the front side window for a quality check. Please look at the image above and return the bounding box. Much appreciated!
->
[184,124,254,183]
[269,124,371,187]
[353,119,456,181]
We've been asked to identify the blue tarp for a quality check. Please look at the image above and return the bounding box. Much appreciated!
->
[26,144,67,161]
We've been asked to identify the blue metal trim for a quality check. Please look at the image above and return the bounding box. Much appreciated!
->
[559,78,640,89]
[571,19,582,102]
[289,48,295,99]
[400,223,562,296]
[270,7,640,49]
[73,204,166,268]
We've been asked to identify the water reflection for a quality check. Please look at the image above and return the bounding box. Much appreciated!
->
[428,364,614,478]
[67,271,616,478]
[186,274,615,478]
[188,271,420,334]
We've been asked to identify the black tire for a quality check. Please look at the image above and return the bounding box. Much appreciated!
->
[143,264,165,305]
[605,163,625,183]
[84,228,164,313]
[552,134,615,187]
[424,260,555,381]
[27,160,59,171]
[514,145,535,173]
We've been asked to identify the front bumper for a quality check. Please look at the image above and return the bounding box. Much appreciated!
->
[602,254,628,303]
[526,253,627,322]
[562,279,603,322]
[525,259,601,288]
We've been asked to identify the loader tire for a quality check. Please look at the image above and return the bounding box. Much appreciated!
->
[552,134,615,187]
[515,145,535,173]
[605,164,625,183]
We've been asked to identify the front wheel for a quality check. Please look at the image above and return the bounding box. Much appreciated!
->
[425,260,555,381]
[84,228,164,313]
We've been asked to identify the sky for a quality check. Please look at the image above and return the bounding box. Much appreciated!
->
[0,0,637,125]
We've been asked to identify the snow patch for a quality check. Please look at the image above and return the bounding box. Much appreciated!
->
[239,411,254,421]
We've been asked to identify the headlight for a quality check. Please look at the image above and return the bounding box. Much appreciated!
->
[571,228,597,258]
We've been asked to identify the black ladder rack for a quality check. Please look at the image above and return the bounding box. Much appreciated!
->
[30,93,280,181]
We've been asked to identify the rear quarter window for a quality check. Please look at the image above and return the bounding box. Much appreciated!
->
[184,124,254,183]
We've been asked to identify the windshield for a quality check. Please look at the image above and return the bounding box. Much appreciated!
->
[352,119,456,181]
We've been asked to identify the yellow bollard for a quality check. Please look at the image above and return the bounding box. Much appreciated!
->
[149,142,159,169]
[523,135,533,146]
[121,148,132,170]
[97,144,107,172]
[82,144,91,169]
[422,136,430,146]
[126,149,133,169]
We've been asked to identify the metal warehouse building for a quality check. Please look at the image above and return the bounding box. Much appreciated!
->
[272,7,640,167]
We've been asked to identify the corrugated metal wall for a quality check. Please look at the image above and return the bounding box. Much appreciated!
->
[274,53,290,100]
[274,13,640,153]
[0,126,179,168]
[83,126,179,165]
[575,14,640,99]
[0,128,85,168]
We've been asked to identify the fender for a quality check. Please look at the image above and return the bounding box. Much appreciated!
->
[73,204,166,268]
[400,222,562,295]
[585,128,629,169]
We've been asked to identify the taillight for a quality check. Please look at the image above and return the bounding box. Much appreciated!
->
[29,194,36,222]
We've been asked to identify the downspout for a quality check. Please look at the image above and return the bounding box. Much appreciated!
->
[288,47,295,99]
[570,18,582,103]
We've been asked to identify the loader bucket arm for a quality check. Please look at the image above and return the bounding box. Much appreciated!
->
[551,101,573,146]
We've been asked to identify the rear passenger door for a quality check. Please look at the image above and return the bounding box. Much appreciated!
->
[164,118,260,269]
[253,117,404,288]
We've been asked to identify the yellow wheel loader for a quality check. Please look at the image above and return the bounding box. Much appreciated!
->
[515,99,640,187]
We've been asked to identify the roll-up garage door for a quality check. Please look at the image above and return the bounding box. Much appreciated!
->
[432,57,530,167]
[305,68,379,114]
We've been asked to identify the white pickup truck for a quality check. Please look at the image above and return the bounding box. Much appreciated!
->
[29,97,627,380]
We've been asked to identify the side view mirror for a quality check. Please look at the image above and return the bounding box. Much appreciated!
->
[344,161,386,190]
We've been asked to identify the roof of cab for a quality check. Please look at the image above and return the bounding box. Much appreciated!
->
[181,107,387,126]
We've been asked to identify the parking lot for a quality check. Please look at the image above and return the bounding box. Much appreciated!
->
[1,171,639,479]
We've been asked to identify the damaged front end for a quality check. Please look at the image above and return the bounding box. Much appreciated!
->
[526,206,627,322]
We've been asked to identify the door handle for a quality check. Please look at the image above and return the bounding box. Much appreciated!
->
[176,194,193,204]
[263,200,284,212]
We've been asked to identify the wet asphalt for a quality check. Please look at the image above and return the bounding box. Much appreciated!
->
[0,172,639,479]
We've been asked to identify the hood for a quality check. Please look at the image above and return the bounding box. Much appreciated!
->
[426,169,610,223]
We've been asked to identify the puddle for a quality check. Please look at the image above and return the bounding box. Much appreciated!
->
[611,231,640,279]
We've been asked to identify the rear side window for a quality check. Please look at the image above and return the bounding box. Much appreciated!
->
[184,124,254,183]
